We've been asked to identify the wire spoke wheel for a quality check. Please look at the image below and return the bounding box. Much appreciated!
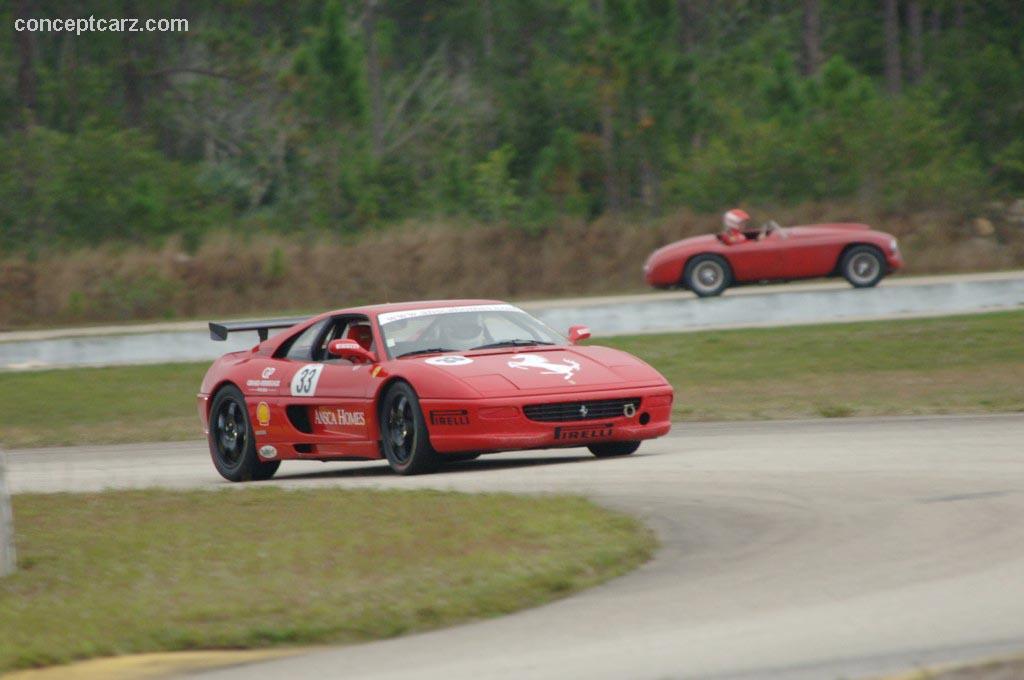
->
[684,254,731,297]
[693,261,724,293]
[848,253,880,284]
[841,246,885,288]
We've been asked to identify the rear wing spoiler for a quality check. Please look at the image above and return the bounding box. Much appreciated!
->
[208,317,309,342]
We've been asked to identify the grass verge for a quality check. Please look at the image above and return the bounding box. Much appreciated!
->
[886,653,1024,679]
[598,310,1024,421]
[0,487,654,672]
[1,311,1022,448]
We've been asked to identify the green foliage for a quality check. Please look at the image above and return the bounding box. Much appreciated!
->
[0,1,1022,249]
[294,0,367,126]
[0,126,221,248]
[669,55,986,211]
[530,127,587,218]
[472,144,520,222]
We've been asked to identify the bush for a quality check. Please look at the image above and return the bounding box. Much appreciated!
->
[0,126,222,249]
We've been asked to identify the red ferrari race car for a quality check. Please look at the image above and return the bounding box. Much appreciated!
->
[643,209,904,297]
[198,300,674,479]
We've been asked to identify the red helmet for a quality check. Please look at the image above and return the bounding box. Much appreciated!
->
[723,208,750,230]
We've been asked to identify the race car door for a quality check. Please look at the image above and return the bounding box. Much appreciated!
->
[724,229,789,281]
[271,315,380,457]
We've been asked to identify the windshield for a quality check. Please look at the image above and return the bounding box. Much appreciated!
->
[378,304,565,359]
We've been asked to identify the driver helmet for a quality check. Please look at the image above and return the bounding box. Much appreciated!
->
[723,208,751,233]
[446,313,486,344]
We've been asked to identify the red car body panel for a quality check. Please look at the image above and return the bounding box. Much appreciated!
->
[198,300,673,463]
[643,223,904,288]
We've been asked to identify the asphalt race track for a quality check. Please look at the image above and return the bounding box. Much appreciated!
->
[8,414,1024,679]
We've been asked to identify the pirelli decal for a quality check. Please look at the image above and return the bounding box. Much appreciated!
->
[553,422,614,441]
[430,409,470,426]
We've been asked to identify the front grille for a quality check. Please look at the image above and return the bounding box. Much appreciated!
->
[524,397,641,423]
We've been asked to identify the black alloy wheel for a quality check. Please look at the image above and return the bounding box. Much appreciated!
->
[379,382,440,475]
[208,385,280,482]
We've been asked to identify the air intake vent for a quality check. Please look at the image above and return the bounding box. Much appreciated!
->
[286,405,313,433]
[524,398,640,422]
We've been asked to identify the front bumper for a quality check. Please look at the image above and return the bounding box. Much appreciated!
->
[886,249,904,272]
[421,386,674,454]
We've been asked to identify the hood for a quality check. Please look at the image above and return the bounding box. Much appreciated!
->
[787,223,872,237]
[409,346,667,397]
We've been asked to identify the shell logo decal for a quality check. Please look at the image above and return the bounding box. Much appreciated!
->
[256,401,271,427]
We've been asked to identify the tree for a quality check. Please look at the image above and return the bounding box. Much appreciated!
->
[363,0,384,158]
[907,0,924,83]
[299,0,367,127]
[14,0,37,125]
[802,0,822,76]
[883,0,902,94]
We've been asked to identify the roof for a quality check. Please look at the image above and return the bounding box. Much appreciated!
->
[336,299,508,317]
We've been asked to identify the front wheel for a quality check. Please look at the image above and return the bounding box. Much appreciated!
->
[379,382,440,475]
[208,385,280,482]
[588,441,641,458]
[840,246,885,288]
[683,254,732,297]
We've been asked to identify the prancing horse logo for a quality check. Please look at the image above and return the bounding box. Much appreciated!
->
[508,354,581,383]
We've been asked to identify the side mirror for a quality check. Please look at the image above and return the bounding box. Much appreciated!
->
[567,325,591,345]
[327,338,376,364]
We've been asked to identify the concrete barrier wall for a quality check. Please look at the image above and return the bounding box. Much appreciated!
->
[530,276,1024,337]
[2,272,1022,370]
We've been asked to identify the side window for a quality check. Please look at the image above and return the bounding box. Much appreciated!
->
[284,319,329,361]
[317,318,355,362]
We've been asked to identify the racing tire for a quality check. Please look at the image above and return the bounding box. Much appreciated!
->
[587,441,641,458]
[208,385,280,482]
[379,382,440,475]
[683,254,732,297]
[840,245,886,288]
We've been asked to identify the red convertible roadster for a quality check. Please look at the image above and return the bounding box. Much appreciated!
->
[643,212,904,297]
[199,300,673,479]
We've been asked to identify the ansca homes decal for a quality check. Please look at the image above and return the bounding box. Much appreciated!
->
[313,408,366,427]
[430,409,470,426]
[553,423,614,441]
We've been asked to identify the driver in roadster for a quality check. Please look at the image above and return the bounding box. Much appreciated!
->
[721,208,762,243]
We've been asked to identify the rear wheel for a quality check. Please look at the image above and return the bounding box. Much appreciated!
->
[588,441,641,458]
[840,246,885,288]
[208,385,280,482]
[379,382,440,475]
[684,254,732,297]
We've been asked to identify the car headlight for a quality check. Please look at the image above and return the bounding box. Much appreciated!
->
[889,238,899,253]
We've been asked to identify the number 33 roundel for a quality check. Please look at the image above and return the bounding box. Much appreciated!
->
[290,364,325,397]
